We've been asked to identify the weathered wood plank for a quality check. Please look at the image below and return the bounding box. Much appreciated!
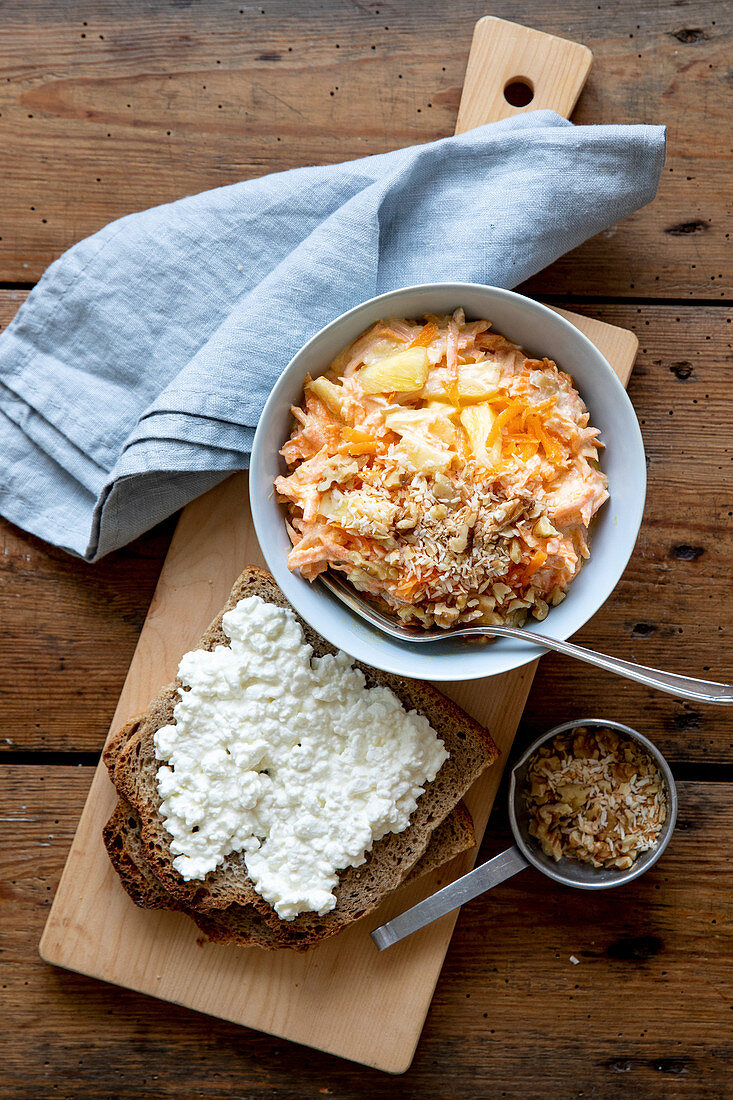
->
[1,291,729,760]
[1,766,730,1097]
[522,302,733,760]
[0,0,728,296]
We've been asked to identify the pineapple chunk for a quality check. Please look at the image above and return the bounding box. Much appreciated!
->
[426,415,457,446]
[422,362,501,403]
[457,362,501,401]
[424,401,459,443]
[384,407,456,447]
[393,433,453,474]
[384,409,431,433]
[424,400,459,418]
[306,375,346,416]
[460,404,502,468]
[358,348,429,394]
[421,367,456,401]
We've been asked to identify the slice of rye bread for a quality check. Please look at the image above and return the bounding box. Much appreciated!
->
[103,795,475,950]
[108,566,498,938]
[108,567,497,933]
[104,714,302,946]
[191,799,476,949]
[102,797,277,948]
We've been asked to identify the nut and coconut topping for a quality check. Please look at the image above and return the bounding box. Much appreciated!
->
[523,726,667,871]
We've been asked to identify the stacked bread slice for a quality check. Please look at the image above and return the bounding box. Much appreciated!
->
[103,567,499,950]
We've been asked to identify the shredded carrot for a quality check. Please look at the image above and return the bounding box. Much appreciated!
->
[409,321,438,348]
[336,426,380,453]
[486,403,521,448]
[395,577,421,600]
[304,391,340,425]
[522,548,547,585]
[519,440,540,461]
[342,427,374,444]
[456,425,473,465]
[528,416,563,464]
[336,441,377,456]
[446,319,460,405]
[396,567,442,600]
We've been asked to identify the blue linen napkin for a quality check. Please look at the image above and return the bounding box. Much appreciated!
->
[0,110,665,560]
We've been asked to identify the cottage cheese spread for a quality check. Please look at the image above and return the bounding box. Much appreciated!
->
[154,595,448,920]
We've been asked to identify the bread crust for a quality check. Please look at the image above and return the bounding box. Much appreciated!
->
[104,794,475,950]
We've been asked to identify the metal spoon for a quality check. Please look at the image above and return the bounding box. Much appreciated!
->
[319,572,733,706]
[371,718,678,951]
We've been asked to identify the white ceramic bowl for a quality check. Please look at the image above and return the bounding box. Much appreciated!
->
[250,283,646,681]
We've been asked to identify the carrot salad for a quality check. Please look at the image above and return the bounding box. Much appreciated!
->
[274,309,609,629]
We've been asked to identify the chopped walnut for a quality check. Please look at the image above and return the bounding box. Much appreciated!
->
[523,726,667,871]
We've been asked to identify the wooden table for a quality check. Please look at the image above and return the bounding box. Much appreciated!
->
[1,2,730,1096]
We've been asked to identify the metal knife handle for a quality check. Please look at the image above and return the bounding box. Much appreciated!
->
[370,846,529,951]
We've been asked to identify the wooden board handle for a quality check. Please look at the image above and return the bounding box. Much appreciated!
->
[455,16,592,133]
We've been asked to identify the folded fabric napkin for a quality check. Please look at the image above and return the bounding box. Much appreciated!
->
[0,110,665,560]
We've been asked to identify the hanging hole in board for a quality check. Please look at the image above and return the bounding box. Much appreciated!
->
[503,78,534,108]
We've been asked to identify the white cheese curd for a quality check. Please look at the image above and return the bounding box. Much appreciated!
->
[154,595,448,920]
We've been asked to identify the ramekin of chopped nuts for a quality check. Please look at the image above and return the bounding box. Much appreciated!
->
[509,719,677,890]
[371,718,678,948]
[371,717,678,948]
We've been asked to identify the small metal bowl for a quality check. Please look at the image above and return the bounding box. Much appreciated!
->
[509,717,678,890]
[371,717,678,949]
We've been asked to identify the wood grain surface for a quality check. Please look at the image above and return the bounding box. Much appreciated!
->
[0,0,728,297]
[1,296,728,762]
[0,0,731,1096]
[37,23,628,1073]
[455,17,592,127]
[3,768,732,1099]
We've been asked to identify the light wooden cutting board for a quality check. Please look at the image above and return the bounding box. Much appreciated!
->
[40,17,639,1074]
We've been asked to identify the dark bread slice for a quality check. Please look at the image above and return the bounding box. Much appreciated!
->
[192,799,477,949]
[103,796,280,948]
[104,795,475,950]
[105,794,474,914]
[103,714,144,774]
[104,667,478,948]
[103,698,286,947]
[109,567,498,938]
[103,797,181,911]
[110,567,496,925]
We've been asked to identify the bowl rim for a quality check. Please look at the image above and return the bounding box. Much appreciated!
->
[508,717,678,890]
[250,281,647,681]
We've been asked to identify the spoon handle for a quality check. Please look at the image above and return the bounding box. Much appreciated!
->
[370,846,529,950]
[318,573,732,705]
[481,627,733,706]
